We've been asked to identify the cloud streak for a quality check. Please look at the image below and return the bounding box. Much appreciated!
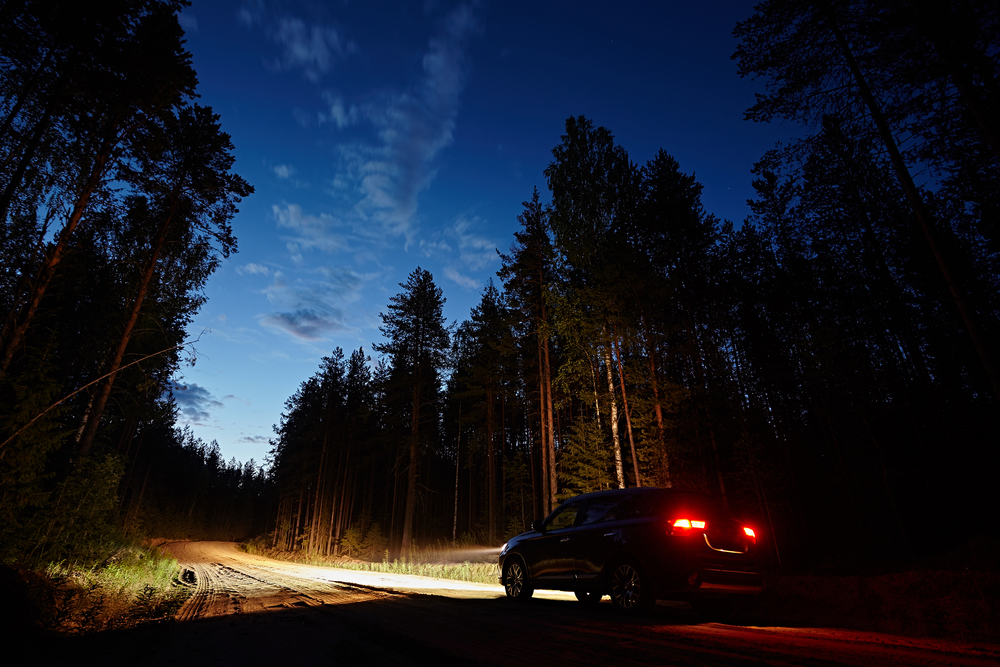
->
[270,17,355,82]
[354,4,478,243]
[172,382,224,423]
[273,203,347,255]
[259,268,364,341]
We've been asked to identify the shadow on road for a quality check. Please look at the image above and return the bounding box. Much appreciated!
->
[17,592,769,667]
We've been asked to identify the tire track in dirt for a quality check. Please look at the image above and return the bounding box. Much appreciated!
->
[169,542,393,621]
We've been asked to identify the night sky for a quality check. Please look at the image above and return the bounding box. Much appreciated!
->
[171,1,792,466]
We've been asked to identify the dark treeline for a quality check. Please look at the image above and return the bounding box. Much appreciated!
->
[3,0,998,575]
[269,0,999,570]
[0,1,259,565]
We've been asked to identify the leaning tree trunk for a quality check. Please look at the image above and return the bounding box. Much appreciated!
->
[0,140,112,379]
[820,3,1000,404]
[76,192,179,458]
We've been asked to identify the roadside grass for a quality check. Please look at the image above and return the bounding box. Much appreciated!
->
[23,542,189,634]
[324,558,497,584]
[242,539,499,585]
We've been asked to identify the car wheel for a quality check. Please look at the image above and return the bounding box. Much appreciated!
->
[503,559,533,601]
[574,589,602,604]
[610,560,651,611]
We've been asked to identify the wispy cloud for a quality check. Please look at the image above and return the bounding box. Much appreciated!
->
[319,92,359,129]
[444,267,480,290]
[273,203,347,255]
[452,216,497,270]
[172,382,224,423]
[259,268,364,341]
[238,0,264,27]
[418,214,497,290]
[269,17,355,82]
[237,262,272,276]
[274,164,295,179]
[351,3,478,243]
[261,309,345,340]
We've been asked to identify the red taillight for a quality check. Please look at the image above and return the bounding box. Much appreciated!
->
[670,518,706,534]
[743,526,756,543]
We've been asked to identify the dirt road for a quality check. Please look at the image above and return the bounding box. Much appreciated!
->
[50,541,1000,666]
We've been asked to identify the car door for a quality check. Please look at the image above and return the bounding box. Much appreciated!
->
[528,499,583,584]
[573,495,624,583]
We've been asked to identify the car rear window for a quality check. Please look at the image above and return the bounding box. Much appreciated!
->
[662,491,728,519]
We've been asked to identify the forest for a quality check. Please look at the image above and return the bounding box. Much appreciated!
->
[2,0,998,576]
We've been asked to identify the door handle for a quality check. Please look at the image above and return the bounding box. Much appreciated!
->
[560,537,571,542]
[604,532,615,537]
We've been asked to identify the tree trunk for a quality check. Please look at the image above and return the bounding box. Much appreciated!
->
[821,3,1000,404]
[77,188,180,458]
[487,385,496,544]
[0,140,112,378]
[542,336,557,511]
[603,329,625,489]
[612,330,641,486]
[453,401,461,541]
[536,331,551,517]
[640,314,670,487]
[401,379,420,554]
[309,438,328,555]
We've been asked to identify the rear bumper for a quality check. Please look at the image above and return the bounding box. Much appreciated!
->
[695,568,765,594]
[655,568,765,598]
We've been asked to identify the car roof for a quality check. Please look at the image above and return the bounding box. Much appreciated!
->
[560,487,727,512]
[563,487,666,503]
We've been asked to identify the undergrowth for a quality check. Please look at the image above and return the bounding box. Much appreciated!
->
[24,543,189,634]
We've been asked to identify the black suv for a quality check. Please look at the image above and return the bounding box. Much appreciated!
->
[498,487,763,611]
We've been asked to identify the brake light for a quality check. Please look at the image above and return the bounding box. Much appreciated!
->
[743,526,756,543]
[670,518,706,534]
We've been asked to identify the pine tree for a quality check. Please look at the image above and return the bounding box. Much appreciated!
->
[373,267,450,554]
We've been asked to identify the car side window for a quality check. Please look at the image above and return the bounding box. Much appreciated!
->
[545,501,581,531]
[578,498,620,525]
[619,495,651,518]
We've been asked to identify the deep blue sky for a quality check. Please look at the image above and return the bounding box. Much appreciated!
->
[171,1,791,466]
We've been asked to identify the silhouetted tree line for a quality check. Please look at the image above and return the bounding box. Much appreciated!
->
[269,0,998,569]
[3,0,997,573]
[0,1,257,565]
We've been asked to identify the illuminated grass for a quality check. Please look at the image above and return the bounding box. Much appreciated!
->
[331,559,498,584]
[246,543,501,585]
[47,546,179,597]
[39,544,189,633]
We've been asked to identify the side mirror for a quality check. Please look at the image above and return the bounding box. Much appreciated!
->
[531,520,543,533]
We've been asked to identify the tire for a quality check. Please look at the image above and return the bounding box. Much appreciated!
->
[503,559,534,601]
[609,560,652,611]
[574,589,602,604]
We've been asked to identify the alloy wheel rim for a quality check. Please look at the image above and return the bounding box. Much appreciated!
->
[506,563,523,597]
[612,564,641,608]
